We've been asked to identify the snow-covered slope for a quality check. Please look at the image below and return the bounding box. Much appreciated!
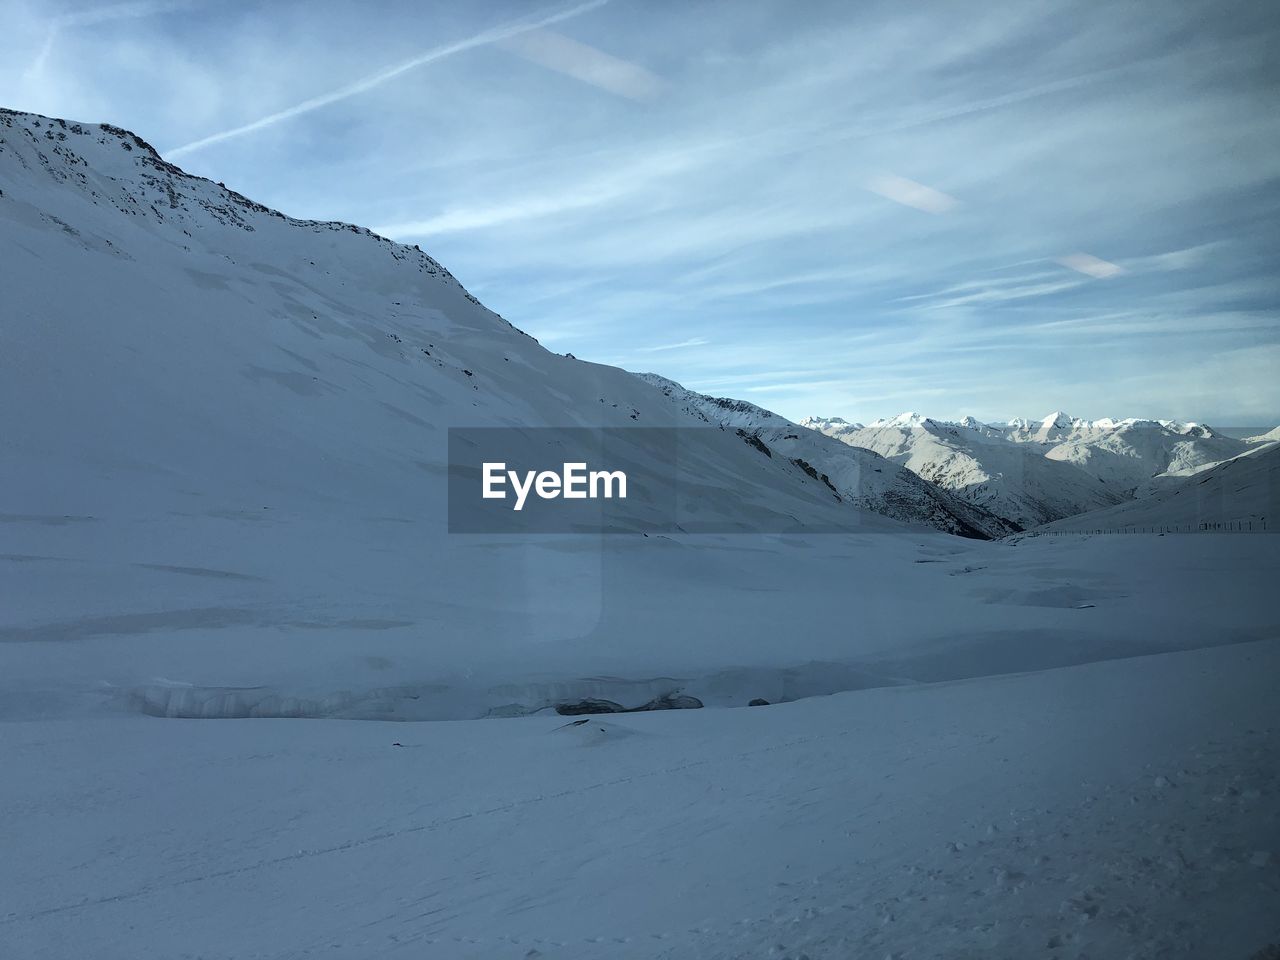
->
[802,414,1123,528]
[1022,415,1255,495]
[637,375,1018,538]
[4,638,1277,959]
[801,414,864,434]
[1001,412,1220,445]
[1244,426,1280,444]
[1036,442,1280,534]
[0,108,892,536]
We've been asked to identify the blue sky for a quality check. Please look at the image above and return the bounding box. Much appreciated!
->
[4,0,1278,425]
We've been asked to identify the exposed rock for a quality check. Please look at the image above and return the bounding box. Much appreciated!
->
[736,429,772,458]
[641,693,703,711]
[554,698,626,716]
[553,692,703,716]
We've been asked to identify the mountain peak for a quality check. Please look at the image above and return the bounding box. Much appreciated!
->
[877,411,932,428]
[0,108,466,294]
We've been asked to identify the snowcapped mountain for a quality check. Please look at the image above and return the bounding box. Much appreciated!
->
[1000,413,1253,495]
[801,413,1123,529]
[1000,413,1220,444]
[802,415,864,434]
[803,410,1270,528]
[635,375,1019,539]
[0,108,906,538]
[1243,426,1280,444]
[1035,442,1280,533]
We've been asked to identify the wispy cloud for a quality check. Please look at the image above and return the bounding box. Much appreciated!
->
[1121,242,1223,273]
[636,337,710,352]
[23,0,190,80]
[897,271,1087,310]
[374,141,719,237]
[1056,252,1124,279]
[742,379,854,394]
[11,0,1276,424]
[499,28,663,100]
[1026,309,1278,339]
[164,0,610,159]
[866,174,959,214]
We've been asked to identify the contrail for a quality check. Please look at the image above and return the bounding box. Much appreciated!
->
[165,0,609,160]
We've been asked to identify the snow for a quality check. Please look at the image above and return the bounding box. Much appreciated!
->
[805,410,1262,527]
[2,637,1277,959]
[1036,442,1279,533]
[4,510,1279,722]
[800,415,864,432]
[0,109,883,537]
[873,411,934,429]
[638,375,1016,539]
[2,108,1278,959]
[803,416,1122,529]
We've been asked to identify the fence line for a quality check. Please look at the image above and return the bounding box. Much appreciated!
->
[1022,519,1269,537]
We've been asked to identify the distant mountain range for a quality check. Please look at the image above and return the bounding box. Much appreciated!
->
[801,412,1277,529]
[635,376,1019,539]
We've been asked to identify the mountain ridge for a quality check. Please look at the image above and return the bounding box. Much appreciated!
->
[800,409,1273,528]
[636,375,1019,538]
[1,106,889,534]
[1033,441,1280,534]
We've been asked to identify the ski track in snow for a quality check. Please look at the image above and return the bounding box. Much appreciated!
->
[4,733,793,924]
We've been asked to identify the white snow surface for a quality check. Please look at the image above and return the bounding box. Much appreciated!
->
[1036,442,1280,534]
[2,639,1277,959]
[2,109,1279,958]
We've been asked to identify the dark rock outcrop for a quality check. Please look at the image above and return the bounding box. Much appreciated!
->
[554,692,704,716]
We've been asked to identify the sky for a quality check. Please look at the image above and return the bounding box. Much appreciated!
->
[3,0,1278,426]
